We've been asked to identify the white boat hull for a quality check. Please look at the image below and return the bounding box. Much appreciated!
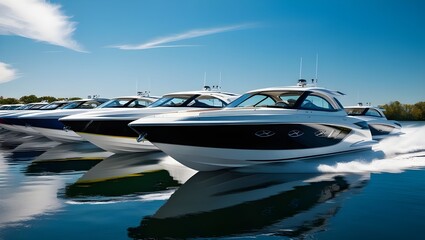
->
[33,127,84,142]
[153,138,374,171]
[77,132,158,153]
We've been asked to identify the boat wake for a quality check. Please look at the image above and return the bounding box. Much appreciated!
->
[376,125,425,156]
[318,125,425,173]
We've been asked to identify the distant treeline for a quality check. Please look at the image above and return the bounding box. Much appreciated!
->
[1,95,424,121]
[0,95,81,104]
[380,101,425,121]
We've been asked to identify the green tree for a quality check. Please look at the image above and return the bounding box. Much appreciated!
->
[382,101,425,121]
[19,95,39,104]
[411,102,425,120]
[382,101,404,120]
[0,97,20,104]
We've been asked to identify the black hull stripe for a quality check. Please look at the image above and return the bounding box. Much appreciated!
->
[61,120,137,138]
[135,123,352,150]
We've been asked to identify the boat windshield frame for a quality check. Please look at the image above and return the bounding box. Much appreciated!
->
[16,104,33,110]
[96,98,153,108]
[226,90,342,112]
[39,102,68,110]
[148,94,227,108]
[62,99,108,109]
[61,101,84,109]
[345,107,384,118]
[28,103,49,110]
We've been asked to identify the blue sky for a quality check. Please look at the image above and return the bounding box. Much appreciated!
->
[0,0,424,105]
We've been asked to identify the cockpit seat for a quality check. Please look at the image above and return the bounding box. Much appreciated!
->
[274,101,289,108]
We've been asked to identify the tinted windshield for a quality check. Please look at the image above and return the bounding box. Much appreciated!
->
[345,108,383,117]
[16,105,31,110]
[63,100,101,109]
[186,95,227,108]
[40,102,67,110]
[29,104,48,110]
[126,99,153,108]
[345,108,365,115]
[227,91,304,108]
[227,90,337,112]
[62,101,83,109]
[79,100,105,109]
[97,98,136,108]
[149,95,194,107]
[299,94,335,111]
[149,94,226,108]
[365,108,383,117]
[97,98,153,108]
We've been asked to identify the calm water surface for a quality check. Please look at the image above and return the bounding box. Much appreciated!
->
[1,122,425,239]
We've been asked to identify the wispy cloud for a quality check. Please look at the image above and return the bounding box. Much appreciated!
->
[111,23,256,50]
[0,0,83,52]
[0,61,18,84]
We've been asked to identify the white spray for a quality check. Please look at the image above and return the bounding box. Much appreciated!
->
[318,125,425,173]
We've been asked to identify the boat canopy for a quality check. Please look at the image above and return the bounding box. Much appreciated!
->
[148,91,239,108]
[61,98,109,110]
[97,96,158,109]
[344,106,385,118]
[227,87,345,112]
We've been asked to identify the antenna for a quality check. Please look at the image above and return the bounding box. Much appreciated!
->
[315,53,319,84]
[299,57,303,79]
[203,72,211,91]
[357,90,360,105]
[218,72,222,90]
[148,77,151,96]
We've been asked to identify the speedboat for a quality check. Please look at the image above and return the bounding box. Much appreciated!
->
[59,89,239,153]
[18,96,158,143]
[16,98,110,142]
[345,105,402,140]
[0,102,55,133]
[129,82,375,171]
[0,104,24,111]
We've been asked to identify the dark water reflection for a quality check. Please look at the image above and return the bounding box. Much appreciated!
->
[2,124,425,239]
[129,171,369,239]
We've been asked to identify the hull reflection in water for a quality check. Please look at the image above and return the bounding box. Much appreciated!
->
[65,152,197,201]
[0,130,40,150]
[0,148,64,227]
[0,134,59,161]
[129,171,369,239]
[26,142,112,174]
